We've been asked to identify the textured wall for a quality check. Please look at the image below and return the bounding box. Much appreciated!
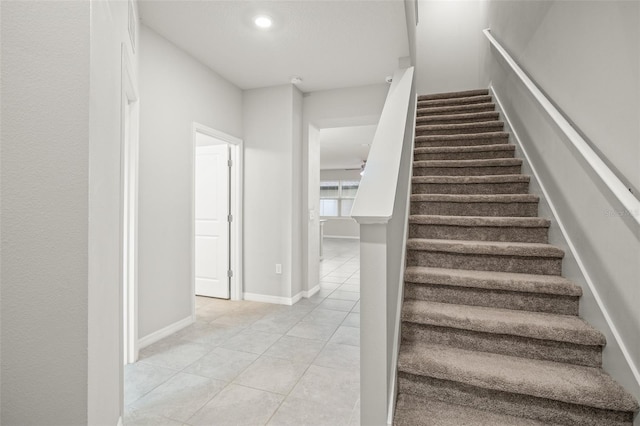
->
[1,2,90,424]
[485,0,639,193]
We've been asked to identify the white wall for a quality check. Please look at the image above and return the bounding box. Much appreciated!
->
[415,0,489,95]
[1,2,90,423]
[243,85,302,301]
[485,0,639,194]
[483,0,640,400]
[302,84,389,293]
[323,220,360,239]
[321,169,363,181]
[138,26,242,337]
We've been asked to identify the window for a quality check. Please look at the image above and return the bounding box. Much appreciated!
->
[320,180,359,217]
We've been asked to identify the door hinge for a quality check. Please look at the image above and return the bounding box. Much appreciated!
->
[228,159,233,167]
[227,214,233,222]
[227,270,233,278]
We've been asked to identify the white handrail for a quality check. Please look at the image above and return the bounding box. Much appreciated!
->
[351,66,415,224]
[484,28,640,227]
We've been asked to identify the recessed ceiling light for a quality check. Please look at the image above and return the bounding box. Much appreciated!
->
[254,15,273,29]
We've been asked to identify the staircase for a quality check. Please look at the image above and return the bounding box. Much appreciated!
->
[393,89,639,425]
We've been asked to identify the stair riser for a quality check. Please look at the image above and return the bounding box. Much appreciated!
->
[410,201,539,217]
[397,373,634,426]
[415,136,509,148]
[413,165,522,176]
[417,103,496,116]
[418,90,489,102]
[404,282,579,315]
[409,223,549,243]
[412,181,530,195]
[401,322,602,367]
[416,125,504,137]
[414,150,515,161]
[416,113,499,126]
[406,250,563,275]
[418,95,492,108]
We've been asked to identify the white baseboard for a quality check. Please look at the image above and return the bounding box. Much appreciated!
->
[324,235,359,240]
[291,291,303,305]
[138,315,194,349]
[243,292,296,306]
[303,284,320,298]
[243,286,319,306]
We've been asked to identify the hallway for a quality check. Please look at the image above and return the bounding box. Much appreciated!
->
[124,238,361,426]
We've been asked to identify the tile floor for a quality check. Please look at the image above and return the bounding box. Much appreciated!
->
[125,238,361,426]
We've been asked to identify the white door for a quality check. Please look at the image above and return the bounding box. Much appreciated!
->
[195,143,230,298]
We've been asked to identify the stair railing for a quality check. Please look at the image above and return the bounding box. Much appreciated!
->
[351,66,416,426]
[483,28,640,226]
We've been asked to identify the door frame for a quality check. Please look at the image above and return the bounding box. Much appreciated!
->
[121,44,139,365]
[191,123,243,319]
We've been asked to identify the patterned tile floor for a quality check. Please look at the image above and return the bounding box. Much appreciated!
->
[125,238,361,426]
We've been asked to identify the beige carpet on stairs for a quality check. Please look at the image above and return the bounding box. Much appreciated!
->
[393,88,639,426]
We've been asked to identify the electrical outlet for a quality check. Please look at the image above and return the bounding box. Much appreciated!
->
[275,264,282,274]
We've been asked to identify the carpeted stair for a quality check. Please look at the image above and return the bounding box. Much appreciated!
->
[394,88,639,425]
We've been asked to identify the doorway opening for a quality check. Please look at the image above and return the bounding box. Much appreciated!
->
[307,124,374,290]
[191,124,243,315]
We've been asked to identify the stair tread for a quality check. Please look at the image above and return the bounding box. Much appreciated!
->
[398,341,639,412]
[404,266,582,297]
[409,215,550,228]
[412,174,530,184]
[418,89,489,101]
[416,121,504,131]
[414,158,522,168]
[414,144,514,154]
[406,238,564,258]
[402,299,605,345]
[411,193,538,203]
[395,393,550,426]
[415,131,509,142]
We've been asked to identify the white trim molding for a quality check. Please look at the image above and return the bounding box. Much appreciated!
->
[243,292,298,306]
[243,286,320,306]
[190,123,244,321]
[138,315,193,349]
[323,235,360,240]
[302,284,320,298]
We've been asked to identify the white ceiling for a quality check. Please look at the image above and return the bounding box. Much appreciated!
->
[138,0,409,92]
[320,125,376,170]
